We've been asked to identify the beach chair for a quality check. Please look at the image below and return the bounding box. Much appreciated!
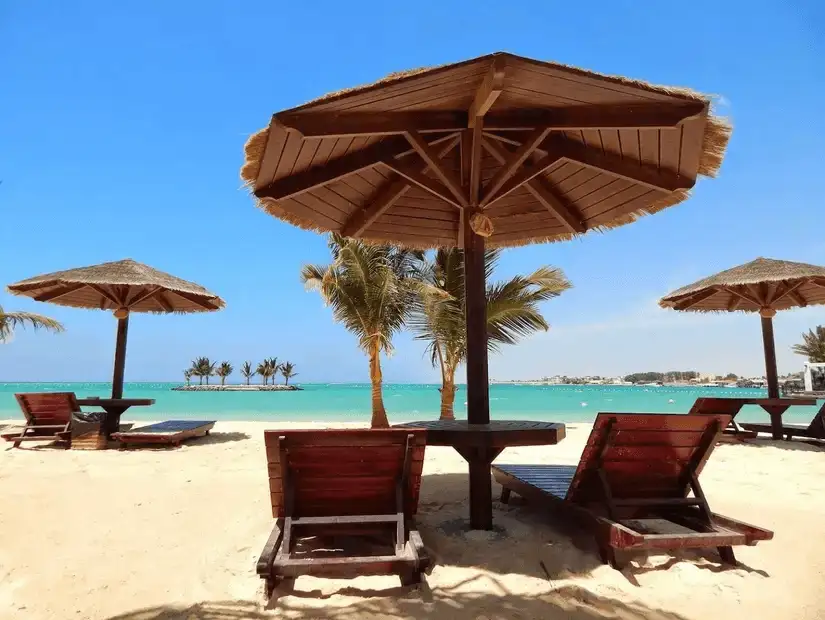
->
[492,413,772,569]
[687,398,757,441]
[1,393,77,448]
[256,429,429,596]
[740,402,825,443]
[112,420,215,448]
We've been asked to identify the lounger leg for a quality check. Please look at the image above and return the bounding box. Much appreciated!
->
[718,546,737,565]
[500,487,512,504]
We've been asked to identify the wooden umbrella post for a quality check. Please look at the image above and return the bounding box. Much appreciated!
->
[463,212,494,529]
[111,310,130,400]
[759,308,783,438]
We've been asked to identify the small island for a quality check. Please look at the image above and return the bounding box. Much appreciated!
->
[176,358,302,390]
[172,384,302,392]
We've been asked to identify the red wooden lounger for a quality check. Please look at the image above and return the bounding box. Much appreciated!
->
[492,413,772,569]
[1,393,77,448]
[740,402,825,443]
[112,420,215,448]
[687,398,757,441]
[256,429,429,596]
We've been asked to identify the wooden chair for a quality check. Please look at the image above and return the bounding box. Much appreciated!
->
[687,398,757,441]
[2,393,78,448]
[492,413,772,569]
[256,429,429,596]
[740,401,825,443]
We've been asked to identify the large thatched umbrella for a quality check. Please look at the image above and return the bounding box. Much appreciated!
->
[242,52,729,528]
[7,259,225,398]
[660,257,825,399]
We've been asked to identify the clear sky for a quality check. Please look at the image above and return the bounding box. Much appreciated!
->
[2,1,824,383]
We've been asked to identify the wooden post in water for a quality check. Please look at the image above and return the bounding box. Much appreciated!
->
[111,313,130,400]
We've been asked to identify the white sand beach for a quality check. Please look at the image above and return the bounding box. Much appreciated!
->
[1,421,824,620]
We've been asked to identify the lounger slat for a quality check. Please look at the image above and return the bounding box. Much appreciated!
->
[259,429,429,591]
[493,412,771,570]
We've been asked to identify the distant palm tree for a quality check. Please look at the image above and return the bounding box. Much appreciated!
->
[216,361,233,386]
[302,234,421,428]
[256,360,271,386]
[192,357,215,385]
[183,369,192,386]
[240,361,255,385]
[410,249,571,419]
[266,357,280,385]
[280,361,297,385]
[190,358,205,385]
[792,326,825,363]
[0,304,65,343]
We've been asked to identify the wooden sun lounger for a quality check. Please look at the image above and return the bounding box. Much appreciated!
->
[492,413,772,569]
[1,393,77,448]
[256,429,429,597]
[111,420,215,448]
[687,398,757,441]
[740,402,825,443]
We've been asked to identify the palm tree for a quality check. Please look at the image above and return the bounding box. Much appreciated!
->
[281,361,297,385]
[0,304,65,343]
[216,361,233,386]
[267,357,280,385]
[256,360,271,386]
[792,326,825,363]
[302,234,421,428]
[183,369,192,386]
[192,357,215,385]
[240,361,255,385]
[410,249,571,420]
[190,358,205,385]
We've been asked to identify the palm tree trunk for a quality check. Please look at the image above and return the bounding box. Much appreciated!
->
[439,366,457,420]
[221,376,226,386]
[369,341,389,428]
[246,376,250,386]
[284,376,289,386]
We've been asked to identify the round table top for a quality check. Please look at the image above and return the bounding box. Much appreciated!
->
[77,398,155,407]
[394,419,565,448]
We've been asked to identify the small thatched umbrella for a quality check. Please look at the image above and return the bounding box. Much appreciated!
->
[242,52,729,528]
[7,259,225,398]
[660,257,825,398]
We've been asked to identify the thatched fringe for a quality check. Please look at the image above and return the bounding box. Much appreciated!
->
[240,127,269,188]
[698,114,732,178]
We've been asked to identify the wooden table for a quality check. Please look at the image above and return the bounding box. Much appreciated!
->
[735,397,817,439]
[394,420,566,530]
[77,398,155,438]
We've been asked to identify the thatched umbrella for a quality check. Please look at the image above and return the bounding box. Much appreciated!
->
[7,259,225,398]
[660,257,825,398]
[242,52,729,528]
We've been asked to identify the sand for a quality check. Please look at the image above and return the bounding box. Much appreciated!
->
[1,420,824,620]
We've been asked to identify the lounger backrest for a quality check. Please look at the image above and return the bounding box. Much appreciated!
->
[566,413,730,504]
[687,397,746,417]
[264,429,426,519]
[15,392,78,426]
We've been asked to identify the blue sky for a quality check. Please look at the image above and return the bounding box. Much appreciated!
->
[2,1,824,383]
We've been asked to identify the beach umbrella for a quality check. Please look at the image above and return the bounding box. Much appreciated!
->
[7,259,225,398]
[660,257,825,399]
[242,52,729,527]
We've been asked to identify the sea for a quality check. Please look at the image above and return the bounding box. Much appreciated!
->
[1,382,821,425]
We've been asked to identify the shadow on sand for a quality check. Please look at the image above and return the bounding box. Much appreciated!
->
[104,581,693,620]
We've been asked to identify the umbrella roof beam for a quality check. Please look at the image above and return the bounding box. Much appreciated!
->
[255,133,457,200]
[341,135,461,238]
[273,102,706,138]
[482,137,585,234]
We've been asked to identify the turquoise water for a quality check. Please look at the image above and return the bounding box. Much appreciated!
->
[1,382,820,425]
